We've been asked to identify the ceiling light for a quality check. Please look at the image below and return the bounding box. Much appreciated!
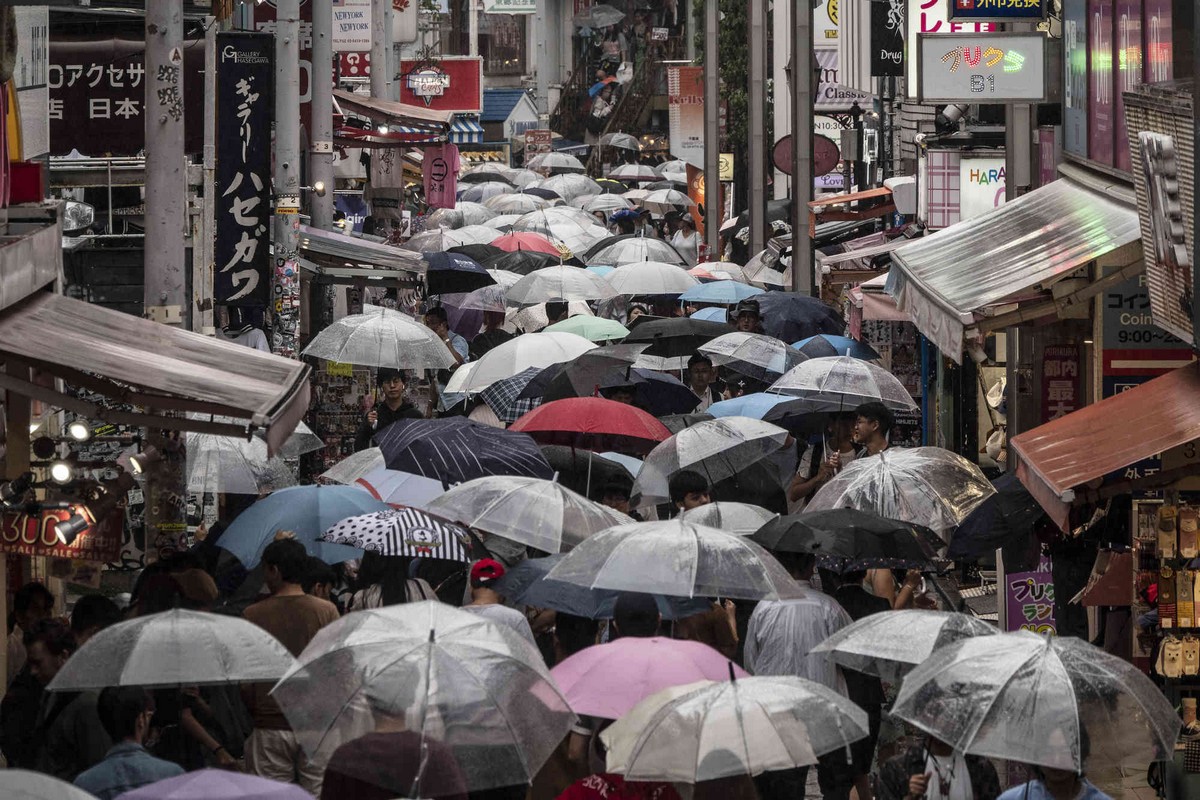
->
[67,419,92,442]
[129,446,162,476]
[55,513,89,545]
[49,461,74,485]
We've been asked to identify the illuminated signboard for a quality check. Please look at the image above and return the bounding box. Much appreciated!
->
[917,32,1047,103]
[949,0,1045,21]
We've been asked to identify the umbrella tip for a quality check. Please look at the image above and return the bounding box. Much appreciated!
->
[728,662,736,683]
[428,629,436,643]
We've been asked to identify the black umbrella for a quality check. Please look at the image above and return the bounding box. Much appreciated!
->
[751,508,943,572]
[623,317,734,358]
[459,171,515,186]
[755,292,844,343]
[448,243,505,263]
[595,369,699,416]
[948,474,1046,569]
[657,412,714,435]
[595,178,626,194]
[424,251,495,296]
[523,187,563,200]
[518,345,649,401]
[483,249,580,275]
[539,445,636,497]
[376,418,553,484]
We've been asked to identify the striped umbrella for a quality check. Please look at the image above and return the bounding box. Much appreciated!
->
[320,507,475,561]
[375,417,554,483]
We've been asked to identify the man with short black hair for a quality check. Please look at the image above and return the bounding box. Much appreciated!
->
[468,309,512,361]
[686,353,722,412]
[423,305,468,366]
[669,470,711,514]
[300,556,337,605]
[70,594,123,647]
[8,581,53,686]
[853,401,894,456]
[354,368,424,451]
[611,592,660,638]
[74,687,184,799]
[544,301,570,327]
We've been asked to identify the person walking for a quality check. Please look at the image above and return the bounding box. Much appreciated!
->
[461,559,537,648]
[74,687,185,799]
[877,735,1001,800]
[354,368,424,451]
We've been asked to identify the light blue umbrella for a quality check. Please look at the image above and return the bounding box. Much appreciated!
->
[586,265,615,278]
[690,307,729,322]
[678,280,765,305]
[598,451,644,478]
[792,334,881,360]
[708,393,840,434]
[218,485,389,568]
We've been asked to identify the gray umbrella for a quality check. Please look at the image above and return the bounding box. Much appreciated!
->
[301,305,456,369]
[506,266,619,306]
[768,356,918,412]
[700,332,807,381]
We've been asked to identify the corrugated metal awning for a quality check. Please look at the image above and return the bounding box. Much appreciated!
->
[1011,363,1200,530]
[333,89,452,129]
[0,292,310,455]
[297,224,425,279]
[886,178,1142,359]
[449,117,485,145]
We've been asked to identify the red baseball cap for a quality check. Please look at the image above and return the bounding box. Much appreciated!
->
[470,558,506,585]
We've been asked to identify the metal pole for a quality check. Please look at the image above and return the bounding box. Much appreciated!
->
[1192,24,1199,345]
[703,0,720,255]
[747,0,766,257]
[469,0,479,57]
[275,0,302,256]
[371,0,388,99]
[790,0,813,295]
[197,15,217,334]
[534,0,549,117]
[311,0,335,230]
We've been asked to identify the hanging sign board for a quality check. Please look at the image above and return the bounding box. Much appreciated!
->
[917,32,1047,103]
[949,0,1046,21]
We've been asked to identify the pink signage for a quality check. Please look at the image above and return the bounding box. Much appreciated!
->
[1087,0,1114,166]
[1143,0,1172,83]
[1112,0,1142,172]
[422,143,460,209]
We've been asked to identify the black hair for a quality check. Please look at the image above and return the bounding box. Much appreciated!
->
[545,301,569,321]
[23,618,75,656]
[97,686,154,742]
[262,538,310,585]
[424,306,449,324]
[612,592,660,638]
[355,552,414,606]
[687,353,713,370]
[669,470,709,505]
[14,582,54,614]
[598,480,632,500]
[301,556,337,596]
[554,613,599,659]
[71,594,122,638]
[377,367,408,384]
[775,550,817,579]
[855,401,894,437]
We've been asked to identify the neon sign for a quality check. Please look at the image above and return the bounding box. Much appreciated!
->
[917,32,1047,102]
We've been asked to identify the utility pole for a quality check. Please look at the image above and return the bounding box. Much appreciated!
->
[275,0,302,256]
[311,0,335,230]
[469,0,479,57]
[144,0,188,562]
[1192,22,1199,348]
[703,0,720,255]
[747,0,766,257]
[790,0,813,295]
[371,0,389,100]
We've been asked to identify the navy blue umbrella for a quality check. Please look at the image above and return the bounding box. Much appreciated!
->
[523,187,563,201]
[948,473,1045,569]
[424,251,495,296]
[755,292,844,343]
[596,368,699,416]
[375,418,554,484]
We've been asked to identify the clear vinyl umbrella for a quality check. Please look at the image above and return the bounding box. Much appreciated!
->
[891,630,1180,772]
[506,301,594,334]
[583,194,634,215]
[302,305,456,370]
[600,132,642,151]
[453,331,597,393]
[422,475,632,553]
[805,446,996,534]
[320,447,385,485]
[544,519,804,601]
[655,159,689,181]
[427,202,498,229]
[458,181,514,203]
[47,609,295,690]
[640,188,693,215]
[506,265,619,306]
[186,431,296,495]
[700,332,807,382]
[272,601,576,795]
[811,609,997,681]
[4,770,99,800]
[604,260,699,296]
[680,501,778,536]
[584,235,687,267]
[632,418,791,510]
[601,676,869,783]
[527,152,588,175]
[607,163,659,182]
[484,191,554,214]
[769,355,918,412]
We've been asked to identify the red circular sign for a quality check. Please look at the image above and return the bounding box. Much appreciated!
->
[771,134,842,177]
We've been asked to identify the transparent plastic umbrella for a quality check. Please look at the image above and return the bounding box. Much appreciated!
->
[700,332,807,381]
[487,268,524,288]
[186,432,296,495]
[601,676,869,782]
[506,266,619,306]
[484,191,554,214]
[679,501,778,536]
[271,601,575,794]
[604,260,699,295]
[3,770,99,800]
[301,305,456,370]
[768,356,918,412]
[655,159,689,180]
[506,301,594,334]
[320,447,385,485]
[402,228,484,254]
[600,132,642,150]
[451,284,508,312]
[891,630,1180,773]
[453,331,597,393]
[584,235,687,267]
[805,446,996,534]
[544,520,803,601]
[47,609,295,691]
[527,152,588,175]
[584,194,634,215]
[810,609,997,681]
[427,202,498,229]
[573,3,626,27]
[536,174,604,201]
[607,163,659,182]
[423,476,632,553]
[514,205,604,231]
[632,418,791,510]
[458,181,514,202]
[640,188,693,214]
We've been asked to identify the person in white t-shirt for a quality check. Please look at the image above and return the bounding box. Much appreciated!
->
[787,412,861,514]
[461,559,538,649]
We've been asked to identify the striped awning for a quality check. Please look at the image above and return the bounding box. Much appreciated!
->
[450,116,485,145]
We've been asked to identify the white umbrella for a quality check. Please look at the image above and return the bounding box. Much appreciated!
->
[768,355,918,411]
[700,331,807,381]
[349,467,447,507]
[302,305,456,369]
[679,501,778,536]
[423,475,632,553]
[527,151,587,175]
[584,194,634,215]
[484,192,553,214]
[600,132,642,151]
[623,188,651,204]
[641,188,694,215]
[451,224,505,245]
[487,268,524,288]
[506,300,594,333]
[457,331,597,392]
[537,174,604,202]
[5,770,103,800]
[506,265,619,306]
[655,159,689,180]
[607,163,659,182]
[47,609,296,690]
[604,260,699,295]
[186,432,296,495]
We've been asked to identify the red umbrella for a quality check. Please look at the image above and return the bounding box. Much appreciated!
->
[510,397,670,456]
[491,231,564,257]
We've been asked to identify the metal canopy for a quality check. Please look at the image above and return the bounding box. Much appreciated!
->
[0,292,310,455]
[297,225,424,286]
[886,178,1142,359]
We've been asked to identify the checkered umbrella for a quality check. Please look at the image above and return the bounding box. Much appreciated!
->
[320,507,475,561]
[481,366,546,423]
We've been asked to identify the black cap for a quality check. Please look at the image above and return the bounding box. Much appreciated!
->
[733,299,761,318]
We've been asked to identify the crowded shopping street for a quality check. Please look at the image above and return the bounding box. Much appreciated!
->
[0,1,1198,800]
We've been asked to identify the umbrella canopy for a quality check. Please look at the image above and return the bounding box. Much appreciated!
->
[426,202,498,229]
[272,601,575,794]
[583,194,634,215]
[793,334,881,360]
[219,486,387,567]
[506,300,594,333]
[301,305,456,370]
[47,609,295,691]
[401,228,471,254]
[640,188,694,214]
[689,262,749,283]
[506,265,618,306]
[707,393,838,435]
[483,191,553,214]
[491,231,567,257]
[536,174,604,201]
[459,181,515,202]
[679,501,778,536]
[622,188,651,203]
[624,317,733,358]
[544,315,630,342]
[751,509,944,572]
[769,356,918,412]
[423,475,632,553]
[753,292,843,342]
[347,467,446,507]
[186,432,296,495]
[550,637,749,720]
[595,368,701,416]
[690,306,728,322]
[679,280,764,305]
[459,171,515,186]
[539,445,640,497]
[502,167,542,188]
[584,234,687,267]
[633,418,791,509]
[604,261,699,296]
[479,366,545,423]
[320,447,385,485]
[376,417,554,482]
[486,213,522,230]
[655,159,689,180]
[607,163,659,182]
[447,224,504,245]
[450,284,507,312]
[602,676,869,782]
[111,770,312,800]
[528,151,587,174]
[806,447,996,534]
[518,344,648,400]
[448,242,505,263]
[321,507,476,560]
[700,332,808,381]
[459,331,597,392]
[3,770,98,800]
[483,249,568,275]
[424,251,495,295]
[600,132,642,150]
[811,609,997,681]
[948,473,1046,567]
[511,397,671,455]
[486,267,524,287]
[573,2,625,27]
[891,631,1180,772]
[545,519,803,601]
[513,209,608,255]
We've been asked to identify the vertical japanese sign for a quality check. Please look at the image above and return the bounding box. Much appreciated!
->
[1086,0,1114,166]
[1004,556,1056,634]
[667,66,704,169]
[423,142,460,209]
[1040,345,1081,422]
[215,32,274,307]
[1062,0,1087,159]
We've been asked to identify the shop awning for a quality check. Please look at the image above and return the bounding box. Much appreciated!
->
[297,224,425,285]
[333,89,452,130]
[0,292,310,455]
[886,175,1142,360]
[1011,364,1200,530]
[450,117,485,145]
[849,274,910,339]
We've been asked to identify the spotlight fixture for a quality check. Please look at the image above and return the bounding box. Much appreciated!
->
[55,512,89,545]
[377,124,390,135]
[312,180,326,197]
[0,472,34,507]
[67,419,92,442]
[49,461,74,485]
[129,446,162,476]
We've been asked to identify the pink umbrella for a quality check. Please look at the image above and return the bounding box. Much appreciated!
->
[550,636,748,719]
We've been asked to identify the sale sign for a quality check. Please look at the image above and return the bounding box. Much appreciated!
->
[0,506,123,562]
